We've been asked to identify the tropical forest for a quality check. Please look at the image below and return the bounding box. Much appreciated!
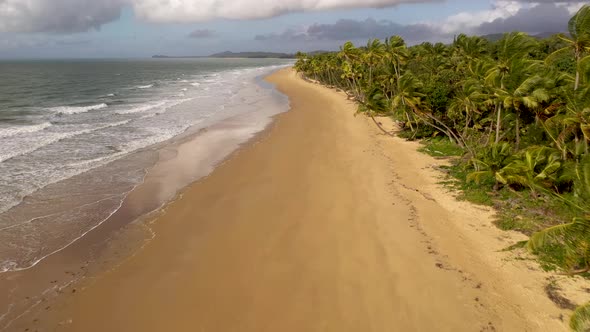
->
[295,5,590,330]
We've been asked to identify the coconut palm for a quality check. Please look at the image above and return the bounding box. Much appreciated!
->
[363,38,386,87]
[499,147,562,195]
[546,5,590,90]
[448,79,485,139]
[384,35,408,80]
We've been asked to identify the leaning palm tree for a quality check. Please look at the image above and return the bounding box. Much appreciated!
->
[357,86,395,136]
[546,4,590,90]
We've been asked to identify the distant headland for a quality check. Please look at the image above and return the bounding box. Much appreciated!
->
[153,51,296,59]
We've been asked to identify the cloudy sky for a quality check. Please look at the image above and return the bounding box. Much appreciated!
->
[0,0,585,58]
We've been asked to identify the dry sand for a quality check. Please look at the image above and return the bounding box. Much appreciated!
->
[22,68,586,331]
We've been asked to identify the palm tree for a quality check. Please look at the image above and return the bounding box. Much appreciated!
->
[546,5,590,90]
[358,86,395,136]
[390,72,424,134]
[339,41,363,100]
[499,147,562,195]
[542,89,590,159]
[486,33,538,144]
[363,38,386,87]
[384,35,408,80]
[448,79,485,139]
[499,62,550,149]
[468,142,514,190]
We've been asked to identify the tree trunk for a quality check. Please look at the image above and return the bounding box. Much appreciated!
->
[405,111,415,132]
[463,105,470,138]
[486,120,494,146]
[493,181,501,191]
[370,114,395,137]
[495,103,502,144]
[515,111,520,151]
[574,49,580,91]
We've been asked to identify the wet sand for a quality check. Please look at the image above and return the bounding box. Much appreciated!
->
[17,68,580,331]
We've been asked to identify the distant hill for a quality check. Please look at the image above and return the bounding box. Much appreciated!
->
[210,51,295,59]
[153,51,295,59]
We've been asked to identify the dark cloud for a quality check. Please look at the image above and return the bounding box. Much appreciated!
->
[476,3,570,35]
[0,0,125,33]
[256,2,575,48]
[188,29,217,39]
[307,19,434,40]
[255,18,440,44]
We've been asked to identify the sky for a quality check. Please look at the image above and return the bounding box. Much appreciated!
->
[0,0,586,59]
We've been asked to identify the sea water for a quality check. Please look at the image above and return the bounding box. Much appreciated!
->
[0,58,292,272]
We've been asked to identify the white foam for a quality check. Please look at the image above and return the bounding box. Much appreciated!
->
[191,82,201,87]
[49,103,108,115]
[0,123,52,139]
[0,120,131,163]
[116,101,168,115]
[118,99,192,115]
[136,84,154,89]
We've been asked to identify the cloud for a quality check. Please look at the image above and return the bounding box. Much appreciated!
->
[256,1,578,49]
[132,0,437,23]
[436,0,583,34]
[0,0,437,34]
[437,1,527,34]
[0,0,125,33]
[0,0,584,36]
[255,18,437,43]
[475,3,570,34]
[188,29,217,38]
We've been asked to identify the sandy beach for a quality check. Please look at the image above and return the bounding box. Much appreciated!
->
[14,68,583,331]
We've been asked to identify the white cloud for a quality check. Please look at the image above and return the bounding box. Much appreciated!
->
[560,2,586,14]
[435,1,530,34]
[432,1,590,35]
[132,0,434,23]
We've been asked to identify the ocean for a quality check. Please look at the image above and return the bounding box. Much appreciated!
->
[0,58,291,272]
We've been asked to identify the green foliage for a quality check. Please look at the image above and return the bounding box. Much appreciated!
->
[571,302,590,332]
[419,137,465,157]
[467,143,513,189]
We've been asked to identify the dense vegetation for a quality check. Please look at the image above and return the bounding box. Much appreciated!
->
[295,5,590,330]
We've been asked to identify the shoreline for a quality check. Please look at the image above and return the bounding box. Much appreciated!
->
[0,68,289,330]
[6,68,588,331]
